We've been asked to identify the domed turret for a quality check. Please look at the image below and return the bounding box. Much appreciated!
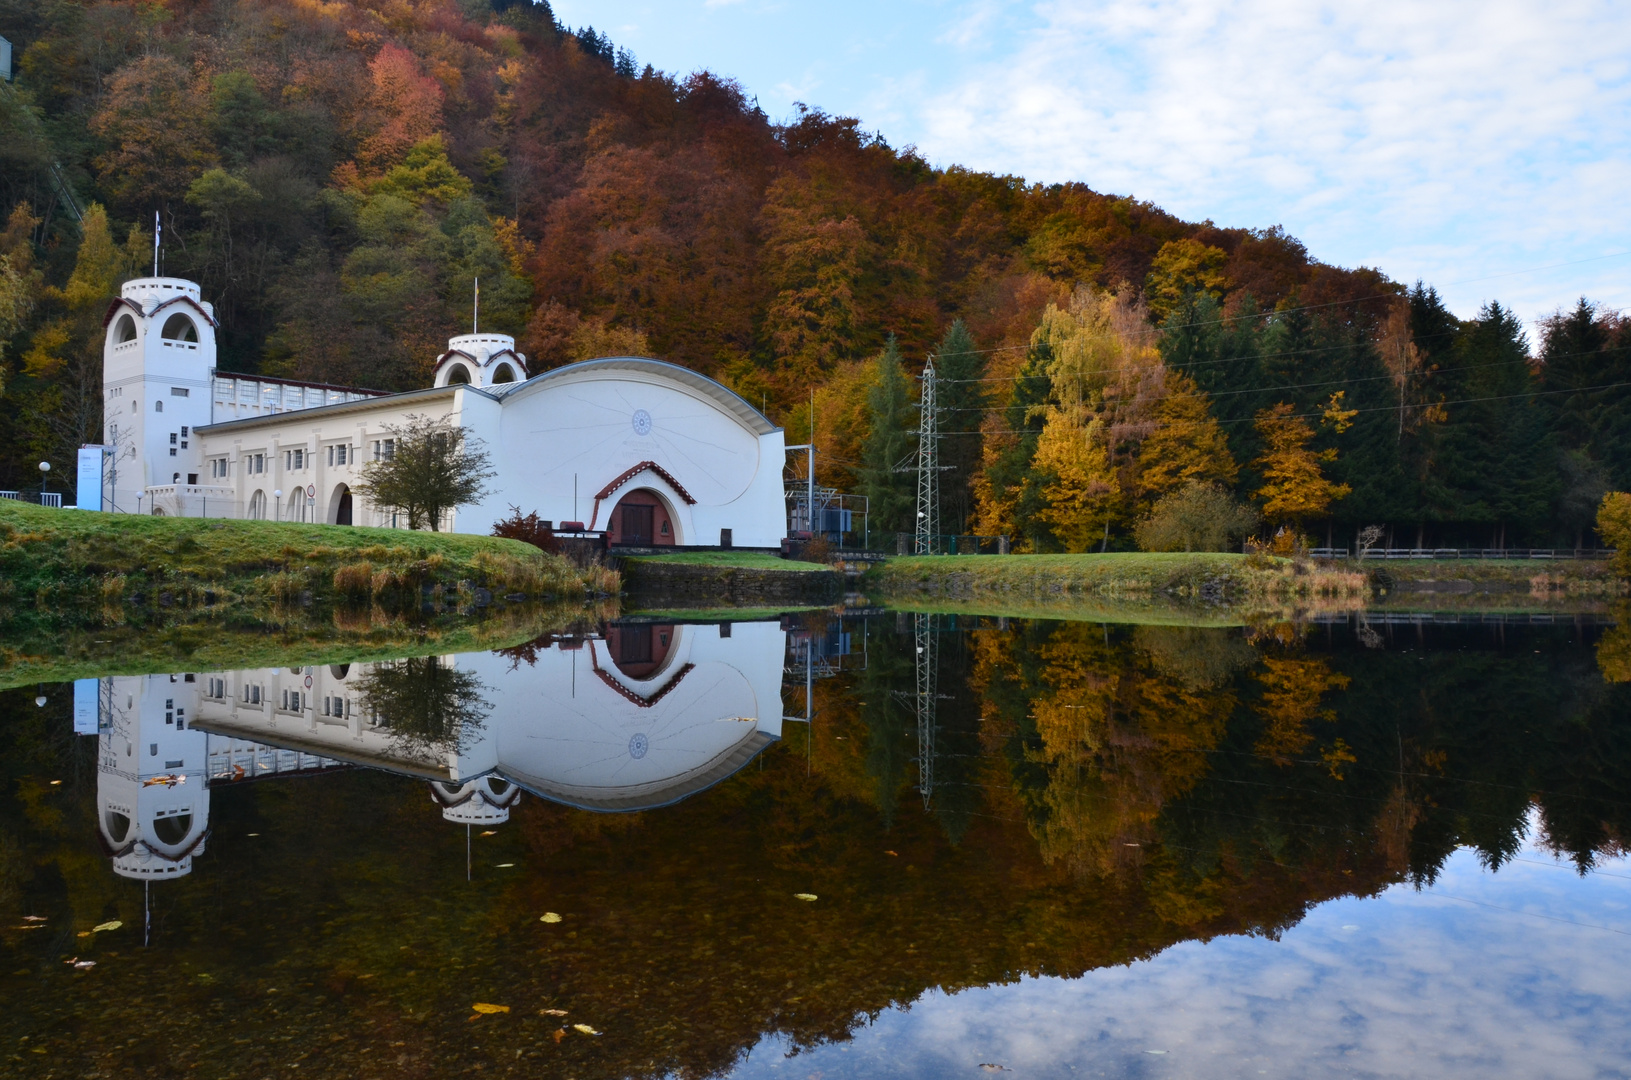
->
[433,334,528,390]
[429,775,522,824]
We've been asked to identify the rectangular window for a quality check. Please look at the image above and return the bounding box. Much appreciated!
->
[326,445,333,466]
[295,449,305,469]
[170,433,177,445]
[336,445,348,465]
[171,387,189,397]
[169,448,176,457]
[181,427,189,436]
[382,439,395,461]
[186,473,197,485]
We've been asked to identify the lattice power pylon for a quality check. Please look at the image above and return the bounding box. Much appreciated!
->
[914,612,936,810]
[915,357,938,555]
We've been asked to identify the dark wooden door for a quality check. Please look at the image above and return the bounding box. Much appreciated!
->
[622,503,653,544]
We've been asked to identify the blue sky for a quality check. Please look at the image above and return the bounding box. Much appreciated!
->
[722,839,1631,1078]
[549,0,1631,328]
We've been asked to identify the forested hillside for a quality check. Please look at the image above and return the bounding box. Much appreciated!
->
[1,0,1627,547]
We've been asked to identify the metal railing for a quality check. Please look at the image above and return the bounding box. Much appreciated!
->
[1310,547,1616,561]
[1,490,63,508]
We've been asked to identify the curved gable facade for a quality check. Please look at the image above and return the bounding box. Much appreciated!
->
[463,356,787,547]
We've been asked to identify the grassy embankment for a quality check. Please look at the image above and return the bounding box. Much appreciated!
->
[0,600,614,690]
[623,550,830,571]
[1368,558,1626,599]
[867,551,1367,619]
[0,500,617,634]
[868,550,1627,620]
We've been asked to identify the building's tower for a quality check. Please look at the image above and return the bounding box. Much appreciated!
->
[432,334,528,390]
[95,674,211,880]
[102,278,217,514]
[429,776,521,824]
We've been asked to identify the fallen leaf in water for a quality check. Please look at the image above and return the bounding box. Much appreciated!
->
[76,931,91,938]
[73,960,96,970]
[479,830,497,837]
[794,893,817,902]
[540,1008,568,1016]
[572,1024,600,1036]
[13,925,44,931]
[91,920,122,934]
[494,863,515,868]
[552,1029,566,1044]
[471,1003,510,1015]
[246,833,259,837]
[540,913,562,924]
[22,916,45,922]
[49,780,61,786]
[884,851,898,857]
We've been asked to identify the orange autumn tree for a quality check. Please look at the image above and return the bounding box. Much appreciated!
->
[1252,402,1351,536]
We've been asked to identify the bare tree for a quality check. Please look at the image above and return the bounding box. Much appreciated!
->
[355,414,495,531]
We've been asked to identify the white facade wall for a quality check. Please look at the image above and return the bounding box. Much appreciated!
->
[101,276,788,544]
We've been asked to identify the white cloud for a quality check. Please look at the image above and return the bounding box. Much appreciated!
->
[911,0,1631,319]
[727,844,1631,1078]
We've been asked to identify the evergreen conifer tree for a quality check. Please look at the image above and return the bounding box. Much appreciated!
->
[932,320,987,533]
[859,336,917,537]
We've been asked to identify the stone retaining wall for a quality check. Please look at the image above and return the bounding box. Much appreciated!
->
[621,561,841,604]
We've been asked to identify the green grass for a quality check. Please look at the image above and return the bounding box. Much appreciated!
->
[0,601,606,690]
[867,550,1369,611]
[619,605,830,622]
[626,550,831,572]
[0,499,602,632]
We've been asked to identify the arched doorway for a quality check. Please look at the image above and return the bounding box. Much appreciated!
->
[606,624,677,680]
[248,490,267,520]
[330,484,353,525]
[610,488,677,546]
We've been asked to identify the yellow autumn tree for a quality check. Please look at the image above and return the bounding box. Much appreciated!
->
[1253,656,1352,772]
[1135,373,1238,506]
[1253,402,1351,528]
[1034,415,1121,551]
[1144,238,1229,324]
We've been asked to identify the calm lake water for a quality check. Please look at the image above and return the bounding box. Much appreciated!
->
[1,611,1628,1079]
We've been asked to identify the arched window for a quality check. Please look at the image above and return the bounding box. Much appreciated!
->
[152,814,193,846]
[491,363,516,384]
[446,364,472,385]
[155,399,163,413]
[161,313,199,342]
[114,314,138,343]
[104,811,132,844]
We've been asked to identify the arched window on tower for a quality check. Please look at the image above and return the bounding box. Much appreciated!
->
[491,363,516,384]
[114,314,138,343]
[446,364,472,385]
[160,313,199,343]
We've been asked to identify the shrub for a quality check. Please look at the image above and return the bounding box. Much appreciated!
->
[1598,492,1631,577]
[492,506,558,553]
[1135,483,1261,552]
[333,561,374,603]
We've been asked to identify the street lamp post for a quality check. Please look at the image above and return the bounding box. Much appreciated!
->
[38,461,49,505]
[274,489,283,523]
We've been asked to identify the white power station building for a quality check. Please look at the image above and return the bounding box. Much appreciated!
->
[87,275,789,546]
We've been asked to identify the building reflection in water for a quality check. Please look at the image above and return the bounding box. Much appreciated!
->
[81,620,788,880]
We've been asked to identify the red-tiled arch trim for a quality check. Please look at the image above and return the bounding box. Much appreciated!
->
[588,460,696,530]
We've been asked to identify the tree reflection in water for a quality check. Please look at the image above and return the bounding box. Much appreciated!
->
[355,655,491,760]
[0,613,1627,1078]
